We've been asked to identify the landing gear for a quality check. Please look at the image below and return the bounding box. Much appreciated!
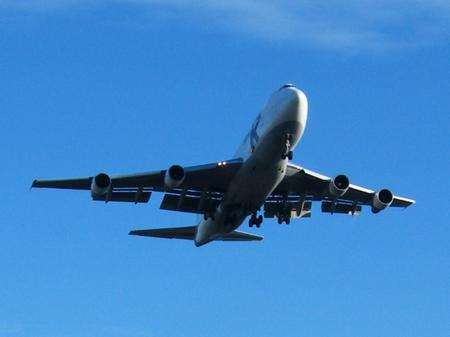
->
[277,212,291,224]
[249,213,263,228]
[281,134,293,160]
[281,150,293,160]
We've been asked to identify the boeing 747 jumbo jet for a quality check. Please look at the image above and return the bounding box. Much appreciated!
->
[32,84,414,246]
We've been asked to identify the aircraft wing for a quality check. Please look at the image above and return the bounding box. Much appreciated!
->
[32,158,243,204]
[272,163,414,215]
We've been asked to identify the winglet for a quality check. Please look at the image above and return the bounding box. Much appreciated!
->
[30,179,37,190]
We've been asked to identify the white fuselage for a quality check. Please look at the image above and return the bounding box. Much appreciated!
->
[195,86,308,246]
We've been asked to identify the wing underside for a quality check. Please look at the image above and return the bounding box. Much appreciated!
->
[31,159,243,205]
[32,159,414,221]
[269,164,415,218]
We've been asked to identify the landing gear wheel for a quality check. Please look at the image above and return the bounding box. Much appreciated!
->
[277,214,291,224]
[249,213,257,228]
[255,215,263,228]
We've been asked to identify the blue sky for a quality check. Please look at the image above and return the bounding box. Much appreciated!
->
[1,1,449,337]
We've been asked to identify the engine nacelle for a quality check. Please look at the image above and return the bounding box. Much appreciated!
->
[164,165,185,189]
[91,173,111,197]
[372,189,394,213]
[329,174,350,197]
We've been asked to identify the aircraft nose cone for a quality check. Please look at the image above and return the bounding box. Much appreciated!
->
[285,87,308,126]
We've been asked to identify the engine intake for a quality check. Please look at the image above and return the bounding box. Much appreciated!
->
[91,173,111,197]
[329,174,350,197]
[164,165,185,189]
[372,189,394,213]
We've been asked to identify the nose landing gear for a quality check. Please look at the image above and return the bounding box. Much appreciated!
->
[249,213,263,228]
[281,134,294,160]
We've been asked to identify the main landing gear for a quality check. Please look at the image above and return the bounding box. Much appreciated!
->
[249,213,263,228]
[277,214,291,225]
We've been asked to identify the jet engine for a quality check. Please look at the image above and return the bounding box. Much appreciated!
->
[328,174,350,197]
[164,165,185,189]
[91,173,111,197]
[372,189,393,213]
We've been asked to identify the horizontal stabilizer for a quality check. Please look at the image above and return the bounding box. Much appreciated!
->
[129,226,196,240]
[129,226,263,242]
[221,230,263,242]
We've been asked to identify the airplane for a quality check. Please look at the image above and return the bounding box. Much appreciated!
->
[32,84,415,246]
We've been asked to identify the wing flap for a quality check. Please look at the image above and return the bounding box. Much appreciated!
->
[93,191,151,203]
[160,193,221,214]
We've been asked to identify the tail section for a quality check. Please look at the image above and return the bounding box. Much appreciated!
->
[129,226,263,246]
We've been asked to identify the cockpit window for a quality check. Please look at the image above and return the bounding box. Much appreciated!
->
[279,83,295,90]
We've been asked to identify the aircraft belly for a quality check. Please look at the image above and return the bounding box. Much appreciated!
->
[218,123,296,231]
[233,162,283,206]
[196,120,301,245]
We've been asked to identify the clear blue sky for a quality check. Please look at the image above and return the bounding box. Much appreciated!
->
[1,2,449,337]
